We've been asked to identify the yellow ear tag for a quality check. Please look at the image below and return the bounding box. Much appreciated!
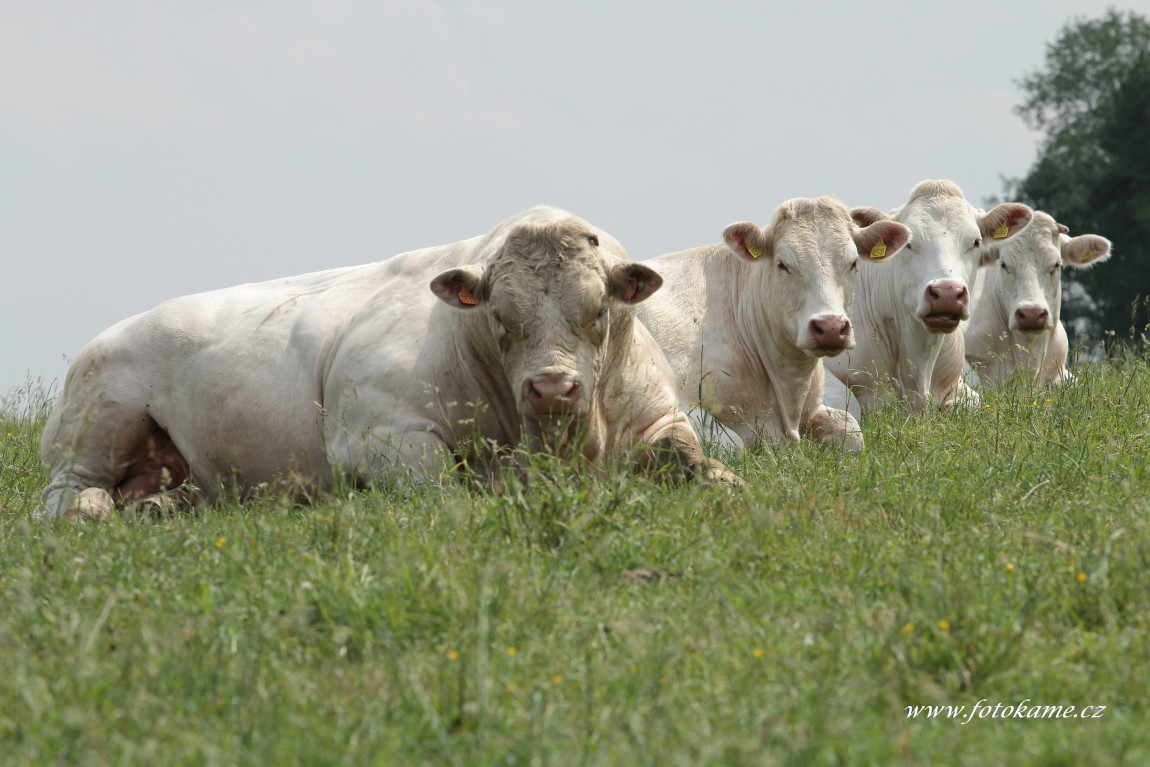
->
[992,222,1010,239]
[747,246,762,259]
[458,286,479,306]
[870,241,887,260]
[1083,249,1093,261]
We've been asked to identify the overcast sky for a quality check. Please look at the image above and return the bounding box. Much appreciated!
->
[0,0,1124,400]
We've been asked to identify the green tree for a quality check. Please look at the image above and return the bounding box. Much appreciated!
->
[1010,9,1150,343]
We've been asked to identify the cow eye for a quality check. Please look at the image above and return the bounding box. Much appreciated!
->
[776,261,790,274]
[973,236,983,249]
[849,259,860,273]
[1051,263,1062,274]
[1000,262,1011,274]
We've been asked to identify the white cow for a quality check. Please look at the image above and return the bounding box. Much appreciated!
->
[41,206,739,520]
[635,196,910,451]
[824,179,1033,413]
[963,211,1112,386]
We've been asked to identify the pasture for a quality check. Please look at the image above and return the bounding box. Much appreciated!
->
[3,353,1150,766]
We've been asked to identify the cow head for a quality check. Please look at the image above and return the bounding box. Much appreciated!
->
[430,218,661,422]
[723,197,910,356]
[979,211,1112,335]
[853,180,1032,334]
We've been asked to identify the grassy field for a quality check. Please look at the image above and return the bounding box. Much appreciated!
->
[2,354,1150,766]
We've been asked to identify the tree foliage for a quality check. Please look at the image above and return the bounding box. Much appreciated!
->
[1010,9,1150,343]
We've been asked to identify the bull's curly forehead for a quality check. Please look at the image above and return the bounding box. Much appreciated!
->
[1011,211,1061,247]
[487,219,608,279]
[906,179,966,205]
[897,180,978,232]
[768,196,853,241]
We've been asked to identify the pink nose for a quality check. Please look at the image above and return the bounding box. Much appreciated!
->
[925,281,969,315]
[809,316,851,350]
[525,376,581,414]
[1015,306,1050,331]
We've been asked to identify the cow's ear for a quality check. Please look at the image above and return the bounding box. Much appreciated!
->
[430,266,485,309]
[1061,234,1112,269]
[853,221,909,263]
[979,203,1032,242]
[609,263,662,304]
[850,207,890,228]
[722,221,770,262]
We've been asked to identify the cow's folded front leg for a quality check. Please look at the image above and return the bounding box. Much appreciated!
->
[806,406,864,453]
[639,414,743,486]
[327,424,455,488]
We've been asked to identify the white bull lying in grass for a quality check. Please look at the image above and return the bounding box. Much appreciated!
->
[40,206,740,520]
[824,179,1033,413]
[963,211,1112,386]
[636,196,910,452]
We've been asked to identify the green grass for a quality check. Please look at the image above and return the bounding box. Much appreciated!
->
[3,355,1150,766]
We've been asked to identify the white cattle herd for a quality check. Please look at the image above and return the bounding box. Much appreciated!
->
[39,180,1114,520]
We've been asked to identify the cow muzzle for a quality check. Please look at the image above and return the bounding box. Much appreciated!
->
[806,315,853,354]
[524,374,582,415]
[1013,305,1052,333]
[921,280,968,332]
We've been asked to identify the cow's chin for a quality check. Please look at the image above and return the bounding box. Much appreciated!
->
[517,401,590,428]
[1010,323,1052,337]
[797,341,855,359]
[519,408,594,456]
[921,314,962,333]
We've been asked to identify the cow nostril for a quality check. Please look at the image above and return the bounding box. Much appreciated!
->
[525,376,580,412]
[1015,307,1050,327]
[810,318,850,346]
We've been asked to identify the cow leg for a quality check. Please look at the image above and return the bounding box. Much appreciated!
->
[806,406,864,453]
[41,398,193,521]
[938,378,980,409]
[328,426,455,487]
[639,415,743,486]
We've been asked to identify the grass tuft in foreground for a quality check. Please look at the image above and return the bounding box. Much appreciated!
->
[2,357,1149,766]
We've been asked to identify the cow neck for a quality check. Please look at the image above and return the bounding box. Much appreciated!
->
[733,260,817,435]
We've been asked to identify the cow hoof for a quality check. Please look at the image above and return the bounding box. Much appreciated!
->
[840,431,864,453]
[66,487,115,523]
[130,494,180,517]
[701,464,745,487]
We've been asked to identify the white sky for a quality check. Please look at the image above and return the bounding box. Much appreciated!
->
[0,0,1125,399]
